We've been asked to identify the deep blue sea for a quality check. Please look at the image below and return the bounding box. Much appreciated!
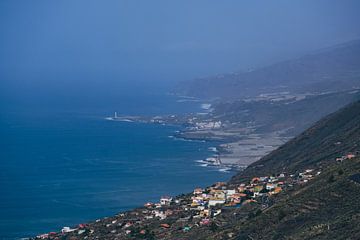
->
[0,90,232,239]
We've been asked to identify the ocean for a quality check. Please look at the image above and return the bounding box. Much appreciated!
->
[0,90,232,239]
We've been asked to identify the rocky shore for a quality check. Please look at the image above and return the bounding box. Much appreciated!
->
[105,111,292,172]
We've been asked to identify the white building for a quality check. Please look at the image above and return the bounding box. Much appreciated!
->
[208,198,225,206]
[61,227,76,233]
[266,183,277,191]
[160,196,172,206]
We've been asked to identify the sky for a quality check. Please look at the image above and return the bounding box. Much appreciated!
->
[1,0,360,107]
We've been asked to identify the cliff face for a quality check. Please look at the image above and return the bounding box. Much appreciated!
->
[176,40,360,100]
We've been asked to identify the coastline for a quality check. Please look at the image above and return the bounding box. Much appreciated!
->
[29,100,295,238]
[105,101,291,173]
[177,130,290,172]
[3,107,233,240]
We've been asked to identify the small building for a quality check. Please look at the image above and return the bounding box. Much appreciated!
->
[160,196,172,206]
[37,234,49,239]
[124,222,133,228]
[208,198,225,206]
[161,223,170,228]
[200,218,210,225]
[165,209,173,216]
[193,188,204,195]
[251,177,260,183]
[61,227,76,233]
[228,193,243,200]
[278,173,285,178]
[78,223,87,229]
[200,209,211,217]
[144,202,153,208]
[210,189,226,199]
[225,189,236,197]
[238,186,245,192]
[268,176,278,183]
[214,182,226,188]
[259,176,268,182]
[212,209,222,217]
[273,187,282,194]
[153,210,167,220]
[266,183,276,191]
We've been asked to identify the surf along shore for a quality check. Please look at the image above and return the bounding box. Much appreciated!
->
[106,101,291,172]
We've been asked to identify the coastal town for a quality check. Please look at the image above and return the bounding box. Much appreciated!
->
[32,152,357,240]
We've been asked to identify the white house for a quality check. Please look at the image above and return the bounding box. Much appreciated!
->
[160,196,172,206]
[225,189,236,199]
[152,210,167,220]
[208,198,225,206]
[266,183,277,191]
[61,227,76,233]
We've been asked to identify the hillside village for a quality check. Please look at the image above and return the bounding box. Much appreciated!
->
[33,152,357,240]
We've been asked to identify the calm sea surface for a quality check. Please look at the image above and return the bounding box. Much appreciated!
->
[0,92,232,239]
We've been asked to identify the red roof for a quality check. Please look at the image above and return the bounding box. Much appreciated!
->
[161,223,170,228]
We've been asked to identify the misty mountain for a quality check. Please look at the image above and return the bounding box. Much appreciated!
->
[210,90,360,135]
[176,39,360,100]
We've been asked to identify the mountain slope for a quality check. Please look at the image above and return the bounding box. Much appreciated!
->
[176,39,360,100]
[211,90,360,135]
[184,102,360,240]
[217,158,360,240]
[174,100,360,240]
[230,100,360,183]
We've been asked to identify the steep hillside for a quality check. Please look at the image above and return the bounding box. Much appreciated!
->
[227,158,360,240]
[211,90,360,135]
[180,102,360,240]
[176,39,360,100]
[230,100,360,183]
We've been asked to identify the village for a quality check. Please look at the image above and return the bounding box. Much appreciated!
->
[33,171,314,239]
[33,152,357,239]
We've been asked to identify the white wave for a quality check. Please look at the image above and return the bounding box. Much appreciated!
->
[218,168,231,172]
[195,160,207,163]
[201,103,212,110]
[198,164,209,167]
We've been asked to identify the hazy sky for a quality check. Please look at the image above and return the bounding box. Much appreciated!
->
[1,0,360,104]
